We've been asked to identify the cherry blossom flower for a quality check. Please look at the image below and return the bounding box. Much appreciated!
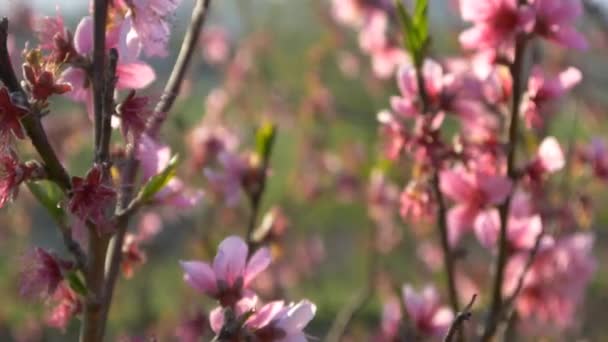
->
[474,209,543,251]
[204,151,251,206]
[373,298,401,341]
[209,294,316,341]
[189,124,239,169]
[0,87,28,141]
[440,167,513,245]
[137,135,204,208]
[116,90,153,139]
[19,248,73,299]
[504,233,596,328]
[200,27,230,65]
[459,0,534,55]
[526,136,565,181]
[34,7,75,63]
[22,64,71,102]
[45,283,81,331]
[180,236,271,307]
[402,284,454,337]
[532,0,588,50]
[68,165,116,224]
[0,151,38,208]
[123,0,182,57]
[522,66,582,128]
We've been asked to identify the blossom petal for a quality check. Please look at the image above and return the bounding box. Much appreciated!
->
[116,63,156,89]
[277,300,317,334]
[244,247,271,286]
[180,260,217,295]
[74,16,93,55]
[212,236,248,286]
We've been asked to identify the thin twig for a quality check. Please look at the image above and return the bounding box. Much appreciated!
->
[96,48,118,164]
[0,18,72,190]
[481,32,529,341]
[443,294,477,342]
[99,0,214,335]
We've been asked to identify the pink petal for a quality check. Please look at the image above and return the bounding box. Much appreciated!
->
[474,209,500,249]
[537,136,565,172]
[510,215,542,250]
[276,300,317,334]
[59,67,89,102]
[550,27,589,51]
[180,261,217,295]
[244,247,271,286]
[212,236,248,286]
[208,306,224,333]
[246,301,284,330]
[430,308,454,336]
[439,169,475,203]
[478,174,512,205]
[74,16,93,55]
[447,204,477,246]
[402,285,424,321]
[116,63,156,89]
[558,67,582,90]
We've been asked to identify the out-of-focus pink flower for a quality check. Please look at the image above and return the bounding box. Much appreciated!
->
[116,90,152,139]
[200,27,230,65]
[522,66,581,128]
[402,284,454,337]
[45,283,81,331]
[532,0,588,50]
[123,0,182,57]
[416,241,444,272]
[377,110,407,160]
[584,138,608,180]
[180,235,271,307]
[19,248,73,299]
[459,0,534,55]
[137,135,204,208]
[399,181,435,222]
[0,151,38,208]
[61,16,156,118]
[189,124,239,169]
[474,209,543,251]
[0,87,28,141]
[526,137,565,182]
[121,234,147,278]
[34,7,75,63]
[504,233,596,328]
[373,297,401,341]
[204,151,251,206]
[440,167,513,245]
[68,165,116,224]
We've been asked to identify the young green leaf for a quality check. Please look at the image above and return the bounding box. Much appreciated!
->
[138,154,179,202]
[255,122,277,164]
[27,180,66,224]
[65,271,88,296]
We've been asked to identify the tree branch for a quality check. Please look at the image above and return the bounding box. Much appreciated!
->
[481,33,529,341]
[443,294,477,342]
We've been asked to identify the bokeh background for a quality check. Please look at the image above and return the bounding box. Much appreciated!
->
[1,0,608,340]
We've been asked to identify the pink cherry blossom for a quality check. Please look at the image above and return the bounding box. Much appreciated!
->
[402,284,454,337]
[116,90,152,139]
[19,248,73,299]
[373,297,401,341]
[68,165,116,224]
[0,150,38,208]
[504,233,596,328]
[0,87,28,141]
[45,283,81,331]
[459,0,534,55]
[204,151,251,206]
[137,135,204,208]
[531,0,588,50]
[440,167,513,245]
[200,27,230,65]
[474,209,543,251]
[123,0,182,57]
[526,137,565,182]
[34,7,73,62]
[522,66,581,128]
[180,235,271,307]
[189,124,239,169]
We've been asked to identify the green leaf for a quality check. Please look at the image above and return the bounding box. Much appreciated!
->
[65,271,87,296]
[138,154,179,202]
[27,180,66,224]
[395,0,429,66]
[255,122,277,163]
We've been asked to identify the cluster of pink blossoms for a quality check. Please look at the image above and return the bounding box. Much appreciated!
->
[365,0,598,335]
[331,0,408,78]
[181,236,316,341]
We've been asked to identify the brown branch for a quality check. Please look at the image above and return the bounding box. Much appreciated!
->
[99,0,214,335]
[481,33,529,341]
[96,48,118,164]
[443,294,477,342]
[0,18,71,191]
[149,0,213,136]
[92,0,108,151]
